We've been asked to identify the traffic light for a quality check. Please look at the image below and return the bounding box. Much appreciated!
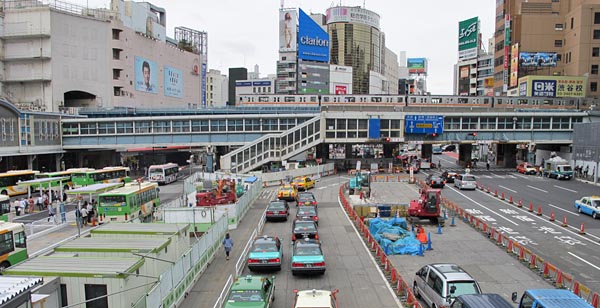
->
[431,133,438,137]
[468,132,477,137]
[381,137,391,143]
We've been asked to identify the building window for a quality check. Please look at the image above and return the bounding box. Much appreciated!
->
[571,17,574,29]
[554,40,563,47]
[592,65,599,74]
[595,12,600,24]
[592,82,598,92]
[556,54,562,61]
[594,47,600,57]
[112,49,121,60]
[111,29,120,40]
[555,24,563,30]
[594,29,600,39]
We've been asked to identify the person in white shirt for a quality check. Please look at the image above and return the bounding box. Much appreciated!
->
[80,207,88,226]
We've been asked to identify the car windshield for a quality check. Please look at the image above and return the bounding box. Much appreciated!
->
[297,207,316,215]
[228,290,264,302]
[430,176,442,181]
[298,195,316,202]
[294,222,316,232]
[268,203,285,210]
[592,200,600,207]
[251,241,278,252]
[562,166,573,172]
[447,281,480,298]
[294,244,322,256]
[462,175,476,181]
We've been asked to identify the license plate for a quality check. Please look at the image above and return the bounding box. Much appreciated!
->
[305,264,312,268]
[261,260,268,264]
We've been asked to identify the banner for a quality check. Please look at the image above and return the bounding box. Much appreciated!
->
[407,58,426,74]
[520,52,558,67]
[298,8,329,62]
[279,10,298,52]
[458,17,479,60]
[164,66,183,98]
[134,56,158,94]
[518,76,587,97]
[509,43,519,87]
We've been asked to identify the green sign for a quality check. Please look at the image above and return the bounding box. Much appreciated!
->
[458,17,479,60]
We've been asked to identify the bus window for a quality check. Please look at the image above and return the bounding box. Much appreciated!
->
[14,230,26,248]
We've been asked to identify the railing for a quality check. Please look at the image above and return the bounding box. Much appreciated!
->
[2,0,113,21]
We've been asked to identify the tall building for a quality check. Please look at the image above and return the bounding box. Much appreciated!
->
[0,0,206,112]
[206,69,228,107]
[228,67,248,105]
[326,6,383,94]
[383,47,399,95]
[494,0,600,97]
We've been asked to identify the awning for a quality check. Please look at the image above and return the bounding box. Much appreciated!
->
[65,183,124,195]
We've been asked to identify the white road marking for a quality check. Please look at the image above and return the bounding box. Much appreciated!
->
[337,196,404,307]
[506,175,517,179]
[491,173,504,178]
[498,185,517,193]
[568,252,600,272]
[527,185,548,193]
[553,185,578,193]
[514,174,529,179]
[482,175,493,179]
[547,203,579,216]
[449,187,519,226]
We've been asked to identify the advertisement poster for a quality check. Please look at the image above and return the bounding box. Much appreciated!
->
[510,43,519,87]
[279,10,298,52]
[458,17,479,60]
[335,85,347,94]
[298,8,329,62]
[518,76,586,97]
[134,56,158,94]
[407,58,426,74]
[520,52,558,67]
[201,62,207,108]
[164,66,183,98]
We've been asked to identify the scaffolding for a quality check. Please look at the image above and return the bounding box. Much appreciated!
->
[174,27,207,56]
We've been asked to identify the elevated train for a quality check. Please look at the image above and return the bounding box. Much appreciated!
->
[238,94,598,110]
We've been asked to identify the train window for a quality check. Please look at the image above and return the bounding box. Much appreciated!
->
[371,97,382,102]
[310,96,317,102]
[518,99,529,105]
[483,98,491,105]
[458,98,468,104]
[397,97,404,103]
[345,97,356,102]
[284,96,296,102]
[259,96,269,102]
[496,98,504,105]
[431,98,442,104]
[323,97,330,103]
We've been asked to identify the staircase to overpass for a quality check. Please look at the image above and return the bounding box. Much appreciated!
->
[221,116,322,174]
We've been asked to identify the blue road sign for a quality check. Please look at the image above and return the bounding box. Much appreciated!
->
[405,115,444,134]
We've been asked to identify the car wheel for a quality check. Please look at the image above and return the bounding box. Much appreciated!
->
[593,212,598,219]
[413,283,421,299]
[578,207,582,213]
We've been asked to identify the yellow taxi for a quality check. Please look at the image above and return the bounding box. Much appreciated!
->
[292,176,315,191]
[277,184,298,201]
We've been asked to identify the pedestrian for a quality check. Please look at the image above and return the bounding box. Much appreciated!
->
[80,206,88,226]
[438,160,442,169]
[86,202,93,224]
[59,201,66,223]
[36,195,43,211]
[75,206,82,228]
[47,203,56,223]
[20,198,28,215]
[585,165,589,179]
[62,191,68,203]
[486,161,490,171]
[222,233,234,260]
[13,199,21,216]
[27,196,34,214]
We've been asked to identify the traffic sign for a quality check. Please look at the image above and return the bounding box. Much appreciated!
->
[405,115,444,134]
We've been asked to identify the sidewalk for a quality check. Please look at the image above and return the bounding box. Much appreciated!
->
[180,195,266,308]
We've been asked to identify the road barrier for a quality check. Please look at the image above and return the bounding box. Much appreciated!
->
[338,184,423,308]
[440,191,600,308]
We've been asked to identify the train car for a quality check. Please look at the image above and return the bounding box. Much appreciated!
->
[320,94,406,106]
[494,96,580,109]
[406,95,492,108]
[238,94,320,107]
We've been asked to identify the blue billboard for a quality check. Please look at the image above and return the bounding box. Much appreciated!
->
[134,56,158,94]
[532,80,557,97]
[405,115,444,134]
[520,52,558,67]
[298,8,329,62]
[368,118,381,139]
[164,66,183,98]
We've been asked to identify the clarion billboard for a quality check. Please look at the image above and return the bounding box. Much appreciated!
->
[298,8,329,62]
[458,17,479,61]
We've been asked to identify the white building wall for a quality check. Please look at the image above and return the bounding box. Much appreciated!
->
[329,65,352,94]
[206,69,228,107]
[369,71,385,94]
[384,47,399,94]
[235,77,276,97]
[112,0,166,42]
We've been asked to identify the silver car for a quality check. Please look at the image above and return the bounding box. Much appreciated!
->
[454,174,477,190]
[413,263,482,308]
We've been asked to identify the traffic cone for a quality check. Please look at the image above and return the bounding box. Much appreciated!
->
[437,224,443,234]
[509,195,513,204]
[580,222,585,234]
[501,192,505,200]
[537,206,542,216]
[92,215,96,226]
[426,233,433,251]
[494,189,498,197]
[518,199,523,208]
[562,216,568,227]
[549,211,555,221]
[528,202,534,212]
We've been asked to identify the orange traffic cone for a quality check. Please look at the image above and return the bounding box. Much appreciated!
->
[580,222,585,234]
[92,215,97,226]
[549,211,555,221]
[537,206,542,216]
[528,202,534,212]
[562,216,568,227]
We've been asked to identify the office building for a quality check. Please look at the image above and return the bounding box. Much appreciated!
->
[206,69,228,107]
[228,67,248,105]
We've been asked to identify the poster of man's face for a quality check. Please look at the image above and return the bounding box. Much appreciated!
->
[135,56,158,94]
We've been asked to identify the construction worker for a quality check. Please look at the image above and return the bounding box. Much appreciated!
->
[416,226,428,244]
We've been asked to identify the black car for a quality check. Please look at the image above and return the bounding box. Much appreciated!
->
[297,192,318,207]
[441,171,458,184]
[295,205,319,226]
[442,144,456,152]
[292,220,319,242]
[426,174,445,188]
[266,200,289,221]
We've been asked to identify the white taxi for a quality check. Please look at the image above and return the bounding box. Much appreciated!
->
[574,196,600,219]
[293,289,339,308]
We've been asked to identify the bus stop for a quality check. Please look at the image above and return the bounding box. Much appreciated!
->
[66,183,124,231]
[16,177,70,214]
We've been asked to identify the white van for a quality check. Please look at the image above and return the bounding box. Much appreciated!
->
[454,174,477,190]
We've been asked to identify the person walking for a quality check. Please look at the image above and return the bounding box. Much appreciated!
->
[80,206,88,226]
[47,203,56,223]
[222,233,234,260]
[27,196,34,214]
[486,161,490,171]
[59,201,67,223]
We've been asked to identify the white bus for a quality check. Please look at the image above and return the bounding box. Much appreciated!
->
[147,163,179,185]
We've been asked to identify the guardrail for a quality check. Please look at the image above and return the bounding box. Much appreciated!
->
[441,195,600,308]
[212,274,234,308]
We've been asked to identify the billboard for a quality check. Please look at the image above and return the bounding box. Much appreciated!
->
[334,85,347,94]
[134,56,158,94]
[298,8,329,62]
[279,10,298,52]
[326,6,380,29]
[164,66,183,98]
[405,115,444,134]
[201,62,207,108]
[518,76,587,97]
[519,52,558,67]
[509,43,519,87]
[458,17,479,60]
[407,58,426,74]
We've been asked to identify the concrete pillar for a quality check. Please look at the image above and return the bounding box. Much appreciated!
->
[421,144,432,161]
[27,155,35,170]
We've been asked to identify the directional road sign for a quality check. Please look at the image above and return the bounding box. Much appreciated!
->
[405,115,444,134]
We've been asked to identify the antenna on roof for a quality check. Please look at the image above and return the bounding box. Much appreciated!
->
[280,0,284,9]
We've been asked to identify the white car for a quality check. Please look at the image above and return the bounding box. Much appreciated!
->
[293,289,339,308]
[454,174,477,190]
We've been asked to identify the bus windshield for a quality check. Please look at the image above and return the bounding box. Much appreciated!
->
[100,195,126,204]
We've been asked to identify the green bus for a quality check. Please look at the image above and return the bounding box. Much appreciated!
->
[34,168,95,191]
[0,195,11,222]
[98,182,160,223]
[0,221,28,271]
[71,167,132,188]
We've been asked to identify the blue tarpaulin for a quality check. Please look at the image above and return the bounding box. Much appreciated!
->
[368,217,422,256]
[244,176,258,183]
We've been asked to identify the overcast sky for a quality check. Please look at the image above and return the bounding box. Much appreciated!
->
[73,0,495,94]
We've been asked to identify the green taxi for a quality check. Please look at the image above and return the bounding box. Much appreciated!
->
[291,238,326,276]
[247,236,283,271]
[225,275,275,308]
